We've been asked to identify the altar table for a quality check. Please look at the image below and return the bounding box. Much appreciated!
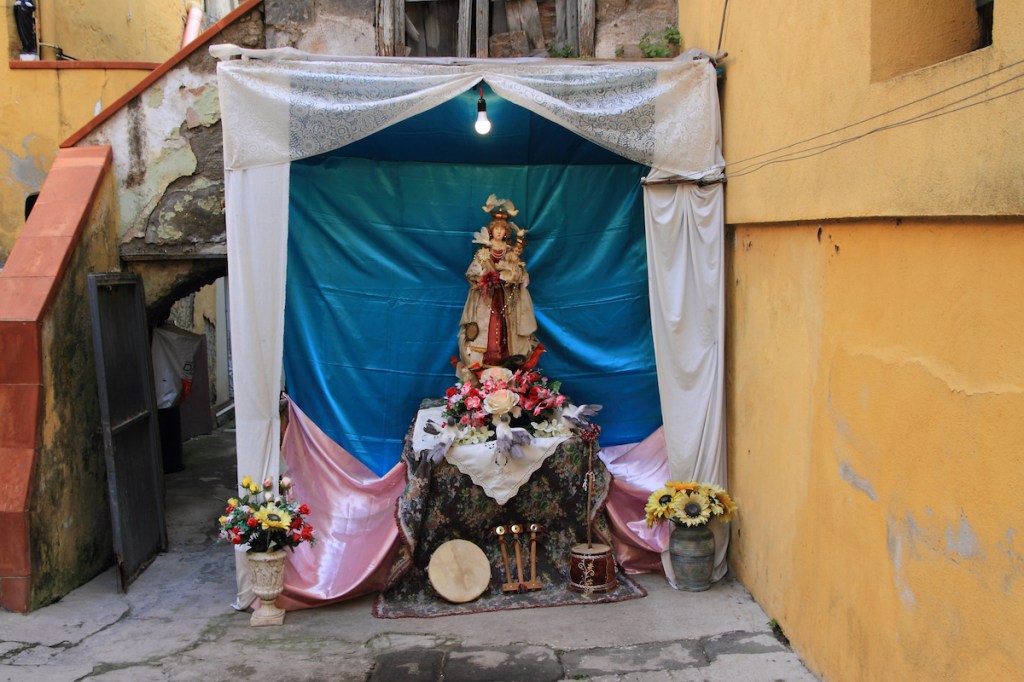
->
[375,416,644,617]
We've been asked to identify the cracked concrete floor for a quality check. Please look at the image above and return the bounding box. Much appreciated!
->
[0,425,817,681]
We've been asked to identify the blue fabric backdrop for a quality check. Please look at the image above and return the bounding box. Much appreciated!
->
[285,91,661,475]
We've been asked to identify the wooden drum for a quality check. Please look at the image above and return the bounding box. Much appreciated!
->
[568,543,617,593]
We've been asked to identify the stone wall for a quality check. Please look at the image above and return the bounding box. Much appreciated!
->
[30,169,121,607]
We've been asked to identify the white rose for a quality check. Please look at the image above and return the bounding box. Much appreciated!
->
[480,367,513,384]
[483,389,520,415]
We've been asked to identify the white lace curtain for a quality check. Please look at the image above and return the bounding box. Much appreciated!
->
[213,46,728,601]
[214,45,722,178]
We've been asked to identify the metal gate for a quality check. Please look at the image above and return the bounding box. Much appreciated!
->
[88,273,167,591]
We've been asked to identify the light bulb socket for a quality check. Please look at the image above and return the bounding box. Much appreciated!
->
[477,96,487,113]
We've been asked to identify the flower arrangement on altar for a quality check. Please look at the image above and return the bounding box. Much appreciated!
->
[645,481,738,528]
[441,366,572,443]
[217,475,317,553]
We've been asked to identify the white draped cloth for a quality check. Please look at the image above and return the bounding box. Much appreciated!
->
[213,46,728,605]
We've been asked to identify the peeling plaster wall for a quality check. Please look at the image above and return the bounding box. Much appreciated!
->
[725,219,1024,679]
[0,68,153,267]
[0,0,182,268]
[86,70,225,249]
[78,9,265,313]
[30,168,121,608]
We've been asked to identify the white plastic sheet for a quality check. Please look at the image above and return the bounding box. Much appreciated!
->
[151,324,202,409]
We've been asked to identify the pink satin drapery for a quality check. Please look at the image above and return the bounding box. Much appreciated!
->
[600,428,672,573]
[276,398,668,609]
[277,400,407,610]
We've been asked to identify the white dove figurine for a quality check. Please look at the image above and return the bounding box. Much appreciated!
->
[493,412,531,465]
[422,416,460,464]
[472,226,491,246]
[558,403,603,432]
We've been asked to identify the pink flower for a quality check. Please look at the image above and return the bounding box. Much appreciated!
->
[465,395,481,410]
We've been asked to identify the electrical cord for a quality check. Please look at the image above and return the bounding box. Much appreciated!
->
[723,57,1024,178]
[725,84,1024,180]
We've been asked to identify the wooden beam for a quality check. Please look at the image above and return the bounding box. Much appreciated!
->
[505,0,544,50]
[555,0,567,44]
[377,0,395,56]
[395,0,406,56]
[565,0,578,52]
[457,0,472,57]
[476,0,490,57]
[577,0,594,57]
[493,0,509,34]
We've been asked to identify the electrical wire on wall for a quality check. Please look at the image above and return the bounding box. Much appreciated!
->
[722,57,1024,181]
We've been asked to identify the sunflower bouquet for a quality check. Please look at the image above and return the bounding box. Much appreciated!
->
[217,475,316,553]
[645,480,738,528]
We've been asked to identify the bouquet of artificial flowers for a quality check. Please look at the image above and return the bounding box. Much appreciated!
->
[645,480,737,528]
[442,366,568,440]
[217,475,316,553]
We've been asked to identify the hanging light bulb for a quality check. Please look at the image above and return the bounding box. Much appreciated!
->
[474,87,492,135]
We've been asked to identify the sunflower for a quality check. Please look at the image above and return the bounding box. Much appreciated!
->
[644,486,679,527]
[714,489,738,522]
[253,504,293,531]
[667,480,700,494]
[672,491,711,527]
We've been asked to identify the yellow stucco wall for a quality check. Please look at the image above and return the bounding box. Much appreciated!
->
[0,2,183,265]
[35,0,184,62]
[678,1,1024,679]
[681,0,1024,222]
[727,219,1024,679]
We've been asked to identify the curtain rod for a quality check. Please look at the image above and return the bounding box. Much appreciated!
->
[640,176,727,187]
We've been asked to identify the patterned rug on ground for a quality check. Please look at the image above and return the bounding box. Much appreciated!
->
[373,424,647,618]
[373,567,646,618]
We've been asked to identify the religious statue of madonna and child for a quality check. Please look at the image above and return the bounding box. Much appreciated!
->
[456,194,541,379]
[415,194,601,471]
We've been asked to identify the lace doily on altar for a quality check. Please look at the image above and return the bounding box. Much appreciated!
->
[412,405,568,505]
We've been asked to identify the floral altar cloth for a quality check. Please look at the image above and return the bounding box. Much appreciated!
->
[374,417,647,618]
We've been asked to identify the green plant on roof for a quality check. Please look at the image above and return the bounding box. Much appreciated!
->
[640,26,682,58]
[547,40,576,58]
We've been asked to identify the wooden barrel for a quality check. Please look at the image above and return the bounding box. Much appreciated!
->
[668,525,715,591]
[428,539,491,603]
[568,543,617,593]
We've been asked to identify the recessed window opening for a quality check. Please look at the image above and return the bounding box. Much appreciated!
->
[871,0,993,81]
[25,193,38,219]
[976,0,994,49]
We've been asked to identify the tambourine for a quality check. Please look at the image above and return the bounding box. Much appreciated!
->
[427,539,491,603]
